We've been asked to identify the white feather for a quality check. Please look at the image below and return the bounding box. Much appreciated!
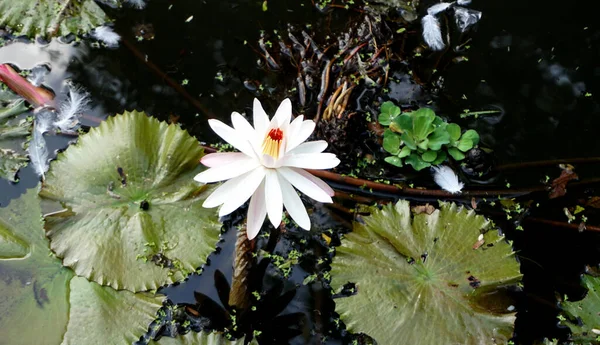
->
[54,86,90,132]
[432,165,464,194]
[29,128,49,179]
[27,66,49,87]
[457,0,472,5]
[35,109,54,134]
[427,2,453,16]
[422,14,446,51]
[92,26,121,47]
[125,0,146,9]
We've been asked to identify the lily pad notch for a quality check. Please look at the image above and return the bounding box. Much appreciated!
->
[330,200,522,345]
[40,110,222,292]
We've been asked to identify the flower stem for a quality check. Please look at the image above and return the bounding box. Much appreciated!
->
[228,227,253,309]
[0,64,54,108]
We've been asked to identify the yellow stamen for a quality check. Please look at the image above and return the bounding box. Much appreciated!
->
[262,128,283,159]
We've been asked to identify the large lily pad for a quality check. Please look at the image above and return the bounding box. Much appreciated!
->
[150,331,255,345]
[0,188,167,345]
[560,269,600,344]
[0,187,72,345]
[0,0,110,38]
[62,276,164,345]
[331,201,522,345]
[40,110,222,292]
[0,89,30,181]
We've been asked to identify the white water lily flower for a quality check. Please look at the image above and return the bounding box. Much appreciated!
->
[194,98,340,239]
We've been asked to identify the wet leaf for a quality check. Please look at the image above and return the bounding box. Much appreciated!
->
[40,111,222,292]
[404,153,430,171]
[411,108,436,140]
[0,90,31,181]
[427,126,450,150]
[382,129,401,155]
[447,123,461,142]
[391,113,412,133]
[378,101,401,126]
[559,269,600,343]
[421,150,437,162]
[460,129,480,146]
[0,0,111,38]
[398,145,411,158]
[457,138,474,152]
[0,188,72,345]
[0,188,166,345]
[331,201,522,345]
[549,167,579,199]
[150,331,256,345]
[62,277,164,345]
[448,147,465,160]
[384,156,402,167]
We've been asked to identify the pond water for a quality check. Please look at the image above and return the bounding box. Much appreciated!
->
[0,0,599,344]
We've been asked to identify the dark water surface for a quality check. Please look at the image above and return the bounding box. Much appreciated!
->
[1,0,599,344]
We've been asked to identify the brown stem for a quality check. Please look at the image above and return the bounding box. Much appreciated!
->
[495,157,600,172]
[228,227,253,309]
[0,64,55,108]
[200,145,600,198]
[521,217,600,233]
[120,38,216,119]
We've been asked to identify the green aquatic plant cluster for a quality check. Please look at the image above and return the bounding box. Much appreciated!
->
[378,101,480,170]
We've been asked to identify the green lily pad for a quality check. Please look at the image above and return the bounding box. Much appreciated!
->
[40,111,222,292]
[0,0,111,38]
[0,187,72,345]
[560,270,600,343]
[331,201,522,345]
[62,276,164,345]
[150,332,256,345]
[0,90,31,181]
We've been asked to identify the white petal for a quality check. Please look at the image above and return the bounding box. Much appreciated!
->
[287,140,328,155]
[231,111,260,153]
[218,167,266,216]
[246,181,267,240]
[286,120,315,152]
[208,119,256,158]
[273,98,292,127]
[279,153,340,170]
[203,169,256,208]
[253,98,269,138]
[277,167,333,203]
[284,115,304,152]
[201,152,247,168]
[277,173,310,230]
[290,167,335,197]
[193,157,259,183]
[265,169,283,228]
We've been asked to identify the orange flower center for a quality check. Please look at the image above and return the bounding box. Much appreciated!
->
[262,128,284,159]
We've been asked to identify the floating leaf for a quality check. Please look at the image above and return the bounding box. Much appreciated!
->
[0,0,111,38]
[411,108,436,140]
[447,123,461,141]
[62,276,164,345]
[0,90,31,181]
[150,331,254,345]
[404,153,431,171]
[427,126,450,150]
[0,188,72,345]
[448,147,466,160]
[382,129,401,155]
[384,156,402,167]
[331,201,522,345]
[0,188,165,345]
[457,138,474,152]
[560,270,600,343]
[41,111,222,292]
[378,101,401,126]
[461,129,480,146]
[421,150,437,162]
